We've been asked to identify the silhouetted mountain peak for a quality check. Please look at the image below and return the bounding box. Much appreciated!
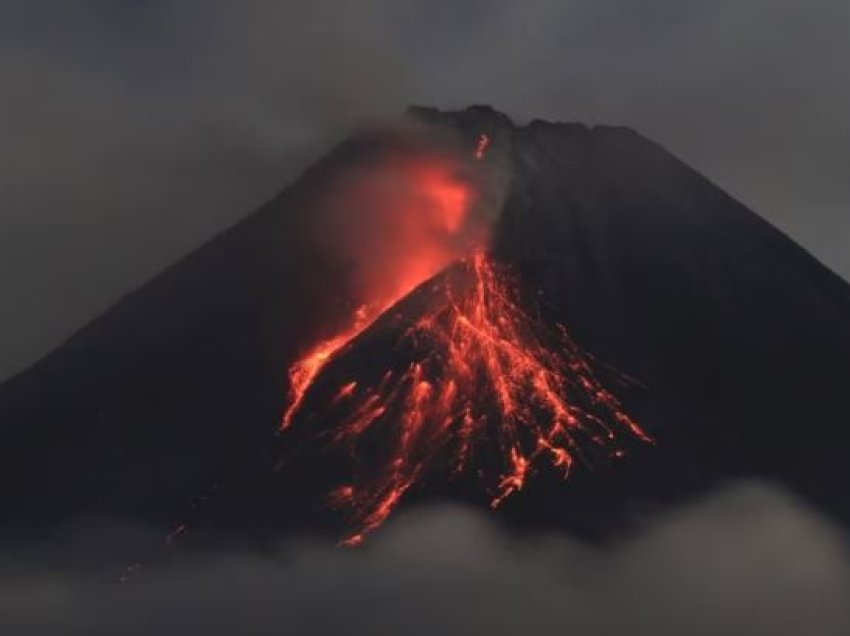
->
[2,106,849,550]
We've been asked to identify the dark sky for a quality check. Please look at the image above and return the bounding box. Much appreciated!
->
[2,4,850,634]
[1,0,848,381]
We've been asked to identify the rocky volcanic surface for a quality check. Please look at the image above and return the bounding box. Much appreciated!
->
[2,106,850,556]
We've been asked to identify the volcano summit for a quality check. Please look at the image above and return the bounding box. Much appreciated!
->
[1,106,849,553]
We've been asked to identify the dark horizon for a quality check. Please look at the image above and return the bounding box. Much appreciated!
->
[1,1,849,383]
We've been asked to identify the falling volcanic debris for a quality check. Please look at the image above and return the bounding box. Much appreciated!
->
[279,131,652,544]
[7,105,850,559]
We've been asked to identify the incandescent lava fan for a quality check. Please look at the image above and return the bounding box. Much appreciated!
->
[276,131,652,545]
[2,105,850,552]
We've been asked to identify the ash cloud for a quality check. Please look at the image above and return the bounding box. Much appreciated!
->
[2,482,849,635]
[1,0,849,382]
[308,131,503,312]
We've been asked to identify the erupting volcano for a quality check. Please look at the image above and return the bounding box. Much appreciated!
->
[280,147,485,430]
[4,106,850,557]
[279,134,652,544]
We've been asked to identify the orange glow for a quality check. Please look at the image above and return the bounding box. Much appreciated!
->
[279,138,651,544]
[280,153,482,431]
[282,250,652,545]
[308,250,652,544]
[334,381,358,403]
[281,311,372,429]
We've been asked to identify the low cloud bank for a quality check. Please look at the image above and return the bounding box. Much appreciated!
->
[2,481,848,635]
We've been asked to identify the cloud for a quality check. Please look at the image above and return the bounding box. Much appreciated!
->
[1,0,848,381]
[2,481,849,635]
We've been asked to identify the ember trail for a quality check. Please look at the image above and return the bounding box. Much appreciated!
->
[279,138,651,545]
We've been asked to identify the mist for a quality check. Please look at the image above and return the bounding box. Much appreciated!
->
[2,481,848,635]
[1,0,848,382]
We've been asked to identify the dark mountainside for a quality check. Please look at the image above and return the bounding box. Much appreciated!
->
[2,106,849,558]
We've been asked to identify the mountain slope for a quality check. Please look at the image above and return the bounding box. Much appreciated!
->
[2,106,849,548]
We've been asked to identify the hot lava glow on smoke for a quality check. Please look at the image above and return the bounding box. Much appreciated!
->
[281,149,483,430]
[280,135,652,545]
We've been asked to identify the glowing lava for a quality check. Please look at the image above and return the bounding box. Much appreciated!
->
[280,152,483,431]
[283,251,652,546]
[281,306,372,430]
[308,251,651,545]
[279,136,651,545]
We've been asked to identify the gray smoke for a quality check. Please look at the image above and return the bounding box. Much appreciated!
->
[1,0,848,383]
[2,481,849,635]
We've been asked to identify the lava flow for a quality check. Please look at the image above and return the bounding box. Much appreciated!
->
[279,135,652,545]
[280,150,483,430]
[281,305,372,430]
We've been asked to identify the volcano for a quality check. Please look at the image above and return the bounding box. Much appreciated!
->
[2,106,849,553]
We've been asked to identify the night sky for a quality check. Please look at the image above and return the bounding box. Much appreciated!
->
[1,3,850,634]
[1,0,848,382]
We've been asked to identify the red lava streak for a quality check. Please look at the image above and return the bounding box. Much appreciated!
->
[474,133,490,160]
[281,308,372,430]
[280,153,481,431]
[280,138,651,544]
[283,251,652,545]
